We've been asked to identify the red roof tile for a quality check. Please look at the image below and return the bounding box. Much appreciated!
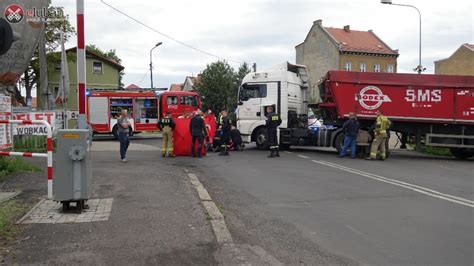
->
[324,27,398,55]
[125,84,141,90]
[464,43,474,51]
[170,83,184,91]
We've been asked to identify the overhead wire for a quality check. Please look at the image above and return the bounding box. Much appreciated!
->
[100,0,242,65]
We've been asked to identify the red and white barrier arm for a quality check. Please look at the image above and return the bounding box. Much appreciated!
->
[0,119,53,199]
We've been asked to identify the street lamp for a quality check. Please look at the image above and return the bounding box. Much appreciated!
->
[381,0,425,74]
[149,42,162,89]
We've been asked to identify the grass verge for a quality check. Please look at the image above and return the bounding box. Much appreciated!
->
[0,200,28,241]
[421,146,452,157]
[0,157,42,183]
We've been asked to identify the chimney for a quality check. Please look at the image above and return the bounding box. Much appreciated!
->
[314,19,322,26]
[343,25,350,32]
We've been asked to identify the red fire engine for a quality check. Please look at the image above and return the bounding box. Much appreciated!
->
[86,90,201,138]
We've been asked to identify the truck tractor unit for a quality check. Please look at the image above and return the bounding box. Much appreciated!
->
[236,62,474,159]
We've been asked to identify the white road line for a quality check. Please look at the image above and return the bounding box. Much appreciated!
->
[311,160,474,208]
[298,155,310,159]
[186,171,233,243]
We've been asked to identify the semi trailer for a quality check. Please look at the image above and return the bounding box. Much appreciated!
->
[236,62,474,159]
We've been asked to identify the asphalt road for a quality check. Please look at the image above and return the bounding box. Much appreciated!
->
[187,143,474,265]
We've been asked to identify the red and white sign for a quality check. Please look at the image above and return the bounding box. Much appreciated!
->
[4,4,24,24]
[12,112,56,135]
[0,96,12,149]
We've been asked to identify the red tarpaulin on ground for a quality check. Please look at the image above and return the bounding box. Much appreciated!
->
[173,117,207,156]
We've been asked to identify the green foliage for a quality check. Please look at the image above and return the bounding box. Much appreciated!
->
[17,5,76,106]
[421,146,452,157]
[0,157,42,181]
[0,201,28,240]
[87,44,125,87]
[196,61,251,114]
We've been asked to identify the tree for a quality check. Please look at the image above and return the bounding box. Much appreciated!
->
[86,44,124,87]
[196,61,251,115]
[196,61,236,114]
[9,5,76,106]
[236,62,251,87]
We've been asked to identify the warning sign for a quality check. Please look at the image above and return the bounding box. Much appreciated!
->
[12,112,55,135]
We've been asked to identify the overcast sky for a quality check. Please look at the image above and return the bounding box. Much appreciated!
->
[52,0,473,89]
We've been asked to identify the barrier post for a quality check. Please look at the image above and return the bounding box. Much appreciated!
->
[0,119,53,199]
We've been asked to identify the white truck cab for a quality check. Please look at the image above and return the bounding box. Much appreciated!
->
[236,62,309,149]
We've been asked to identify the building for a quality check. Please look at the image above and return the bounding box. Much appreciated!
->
[182,75,201,92]
[170,83,184,91]
[434,43,474,76]
[39,47,124,110]
[295,19,399,101]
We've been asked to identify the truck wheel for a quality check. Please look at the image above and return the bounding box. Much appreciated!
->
[335,133,344,154]
[450,148,471,160]
[255,128,268,150]
[112,125,119,140]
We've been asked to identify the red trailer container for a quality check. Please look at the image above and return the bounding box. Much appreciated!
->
[319,71,474,124]
[317,71,474,159]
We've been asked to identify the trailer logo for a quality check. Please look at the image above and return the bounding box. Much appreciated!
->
[4,4,24,24]
[357,86,392,110]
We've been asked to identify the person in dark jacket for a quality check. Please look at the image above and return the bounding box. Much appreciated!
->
[158,112,175,157]
[219,110,231,156]
[266,106,282,158]
[230,126,243,151]
[189,110,206,157]
[339,112,360,159]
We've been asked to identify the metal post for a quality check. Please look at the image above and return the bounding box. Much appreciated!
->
[381,1,423,74]
[76,0,88,129]
[149,42,162,89]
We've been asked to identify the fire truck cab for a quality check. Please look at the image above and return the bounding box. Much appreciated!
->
[87,90,201,138]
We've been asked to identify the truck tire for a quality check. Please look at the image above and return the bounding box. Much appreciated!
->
[335,133,344,154]
[255,128,268,150]
[450,148,471,160]
[112,125,119,140]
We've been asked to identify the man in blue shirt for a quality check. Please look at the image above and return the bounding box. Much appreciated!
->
[339,112,360,159]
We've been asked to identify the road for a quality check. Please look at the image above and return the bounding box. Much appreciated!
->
[187,143,473,265]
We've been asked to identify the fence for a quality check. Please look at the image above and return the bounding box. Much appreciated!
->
[0,120,53,199]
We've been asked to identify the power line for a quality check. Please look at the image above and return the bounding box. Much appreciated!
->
[100,0,242,64]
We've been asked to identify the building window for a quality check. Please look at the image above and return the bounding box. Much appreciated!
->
[92,61,103,74]
[360,63,367,72]
[374,64,381,72]
[387,64,394,73]
[344,61,352,71]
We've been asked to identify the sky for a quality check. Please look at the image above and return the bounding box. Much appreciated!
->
[51,0,473,89]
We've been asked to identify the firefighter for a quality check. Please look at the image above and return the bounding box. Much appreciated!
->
[219,110,231,156]
[367,109,391,160]
[266,105,282,158]
[158,112,176,157]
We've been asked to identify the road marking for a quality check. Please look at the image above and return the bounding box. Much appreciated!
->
[185,170,233,243]
[311,160,474,208]
[298,155,310,159]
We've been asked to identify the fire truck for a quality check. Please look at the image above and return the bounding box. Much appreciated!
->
[87,90,201,138]
[236,63,474,159]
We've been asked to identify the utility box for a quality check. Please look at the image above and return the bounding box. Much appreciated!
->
[53,129,92,211]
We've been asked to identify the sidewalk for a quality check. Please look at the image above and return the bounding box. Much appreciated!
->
[3,139,218,264]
